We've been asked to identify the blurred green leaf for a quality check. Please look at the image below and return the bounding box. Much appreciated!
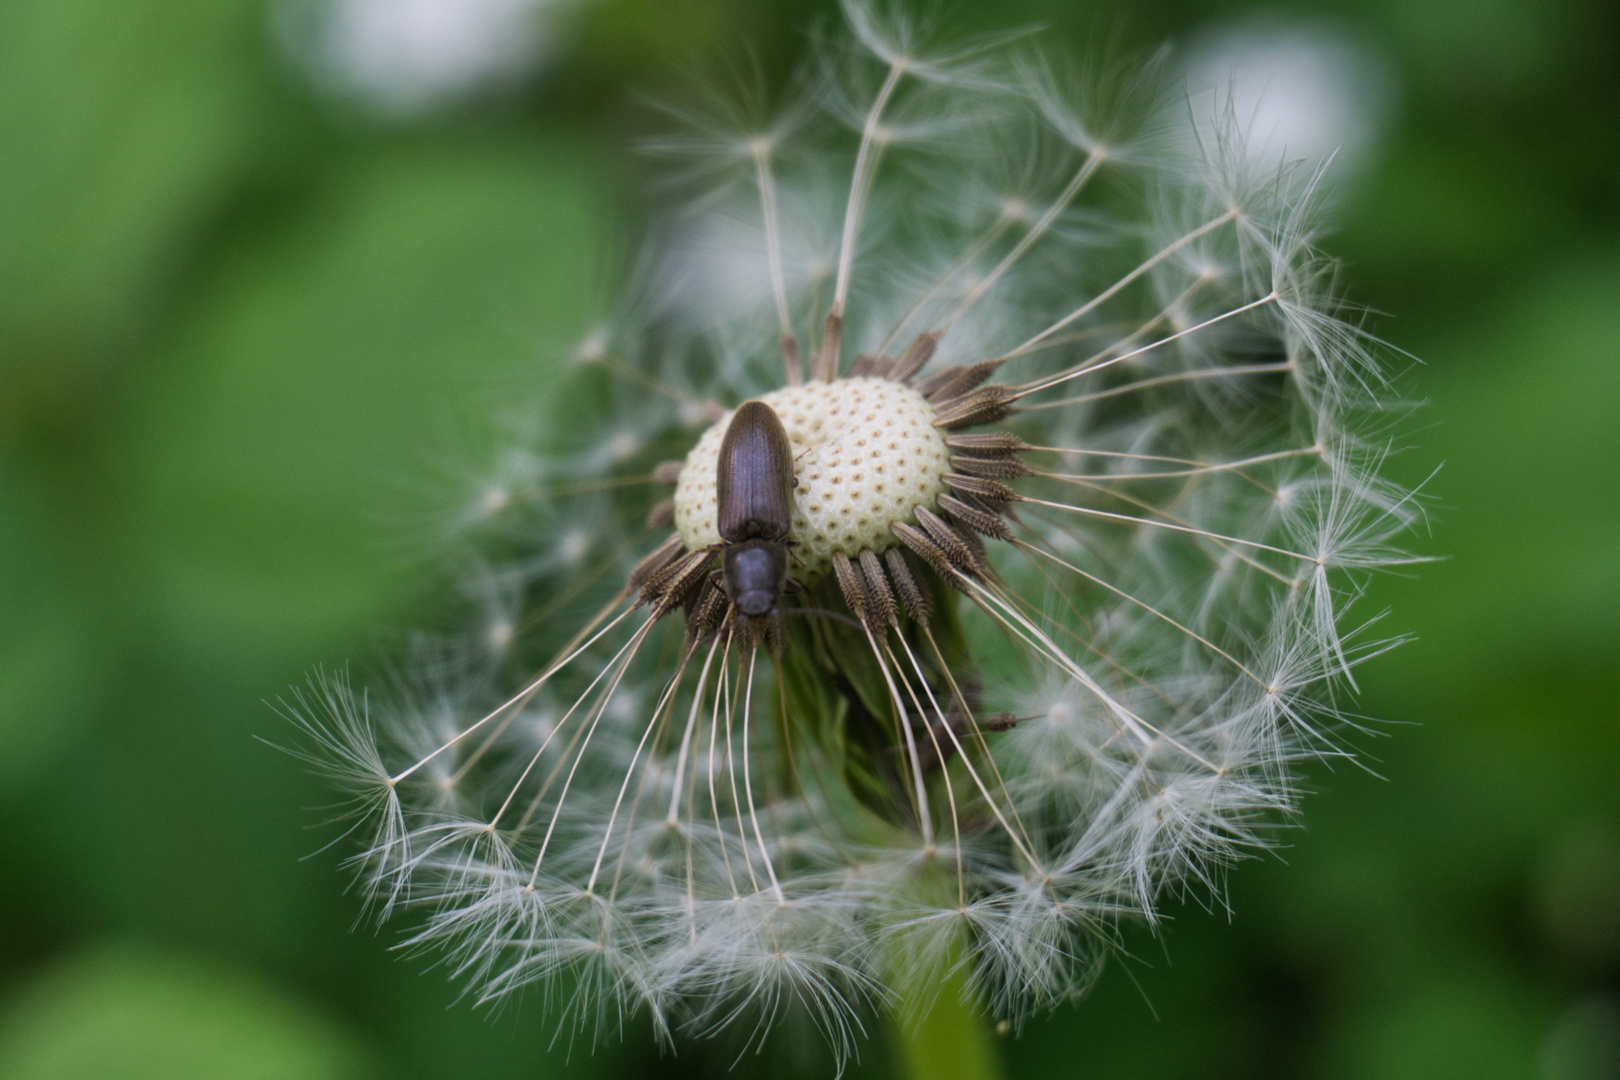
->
[1536,819,1620,970]
[1326,968,1544,1080]
[0,0,269,367]
[118,139,605,666]
[0,942,377,1080]
[1367,0,1572,96]
[1344,137,1564,282]
[1380,250,1620,675]
[0,472,95,789]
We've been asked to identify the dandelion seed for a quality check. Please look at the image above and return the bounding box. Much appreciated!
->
[287,1,1421,1067]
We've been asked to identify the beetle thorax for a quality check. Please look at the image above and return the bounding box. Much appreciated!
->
[674,378,951,580]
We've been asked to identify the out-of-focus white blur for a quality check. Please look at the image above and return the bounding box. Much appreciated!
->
[277,0,572,118]
[1183,19,1398,188]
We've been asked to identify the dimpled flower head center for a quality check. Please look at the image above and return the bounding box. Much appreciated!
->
[674,378,950,579]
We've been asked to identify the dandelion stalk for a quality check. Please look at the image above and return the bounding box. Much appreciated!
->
[889,971,1004,1080]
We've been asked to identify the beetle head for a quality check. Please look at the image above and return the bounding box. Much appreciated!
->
[723,540,787,618]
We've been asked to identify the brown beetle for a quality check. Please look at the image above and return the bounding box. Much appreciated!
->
[715,401,796,619]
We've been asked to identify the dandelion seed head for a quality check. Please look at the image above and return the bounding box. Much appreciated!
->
[604,432,639,462]
[576,331,608,363]
[477,485,511,516]
[287,2,1422,1064]
[486,618,514,651]
[557,528,591,566]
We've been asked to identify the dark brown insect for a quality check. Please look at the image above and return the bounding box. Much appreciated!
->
[715,401,795,619]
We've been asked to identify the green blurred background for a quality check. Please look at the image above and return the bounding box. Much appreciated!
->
[1,0,1616,1077]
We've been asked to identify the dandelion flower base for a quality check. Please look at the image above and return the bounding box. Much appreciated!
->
[674,378,951,580]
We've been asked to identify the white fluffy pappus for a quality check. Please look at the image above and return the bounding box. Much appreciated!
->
[283,1,1425,1068]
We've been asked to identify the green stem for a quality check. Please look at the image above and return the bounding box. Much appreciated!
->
[888,964,1005,1080]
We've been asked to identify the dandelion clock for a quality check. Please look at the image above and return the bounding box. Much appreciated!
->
[286,2,1422,1071]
